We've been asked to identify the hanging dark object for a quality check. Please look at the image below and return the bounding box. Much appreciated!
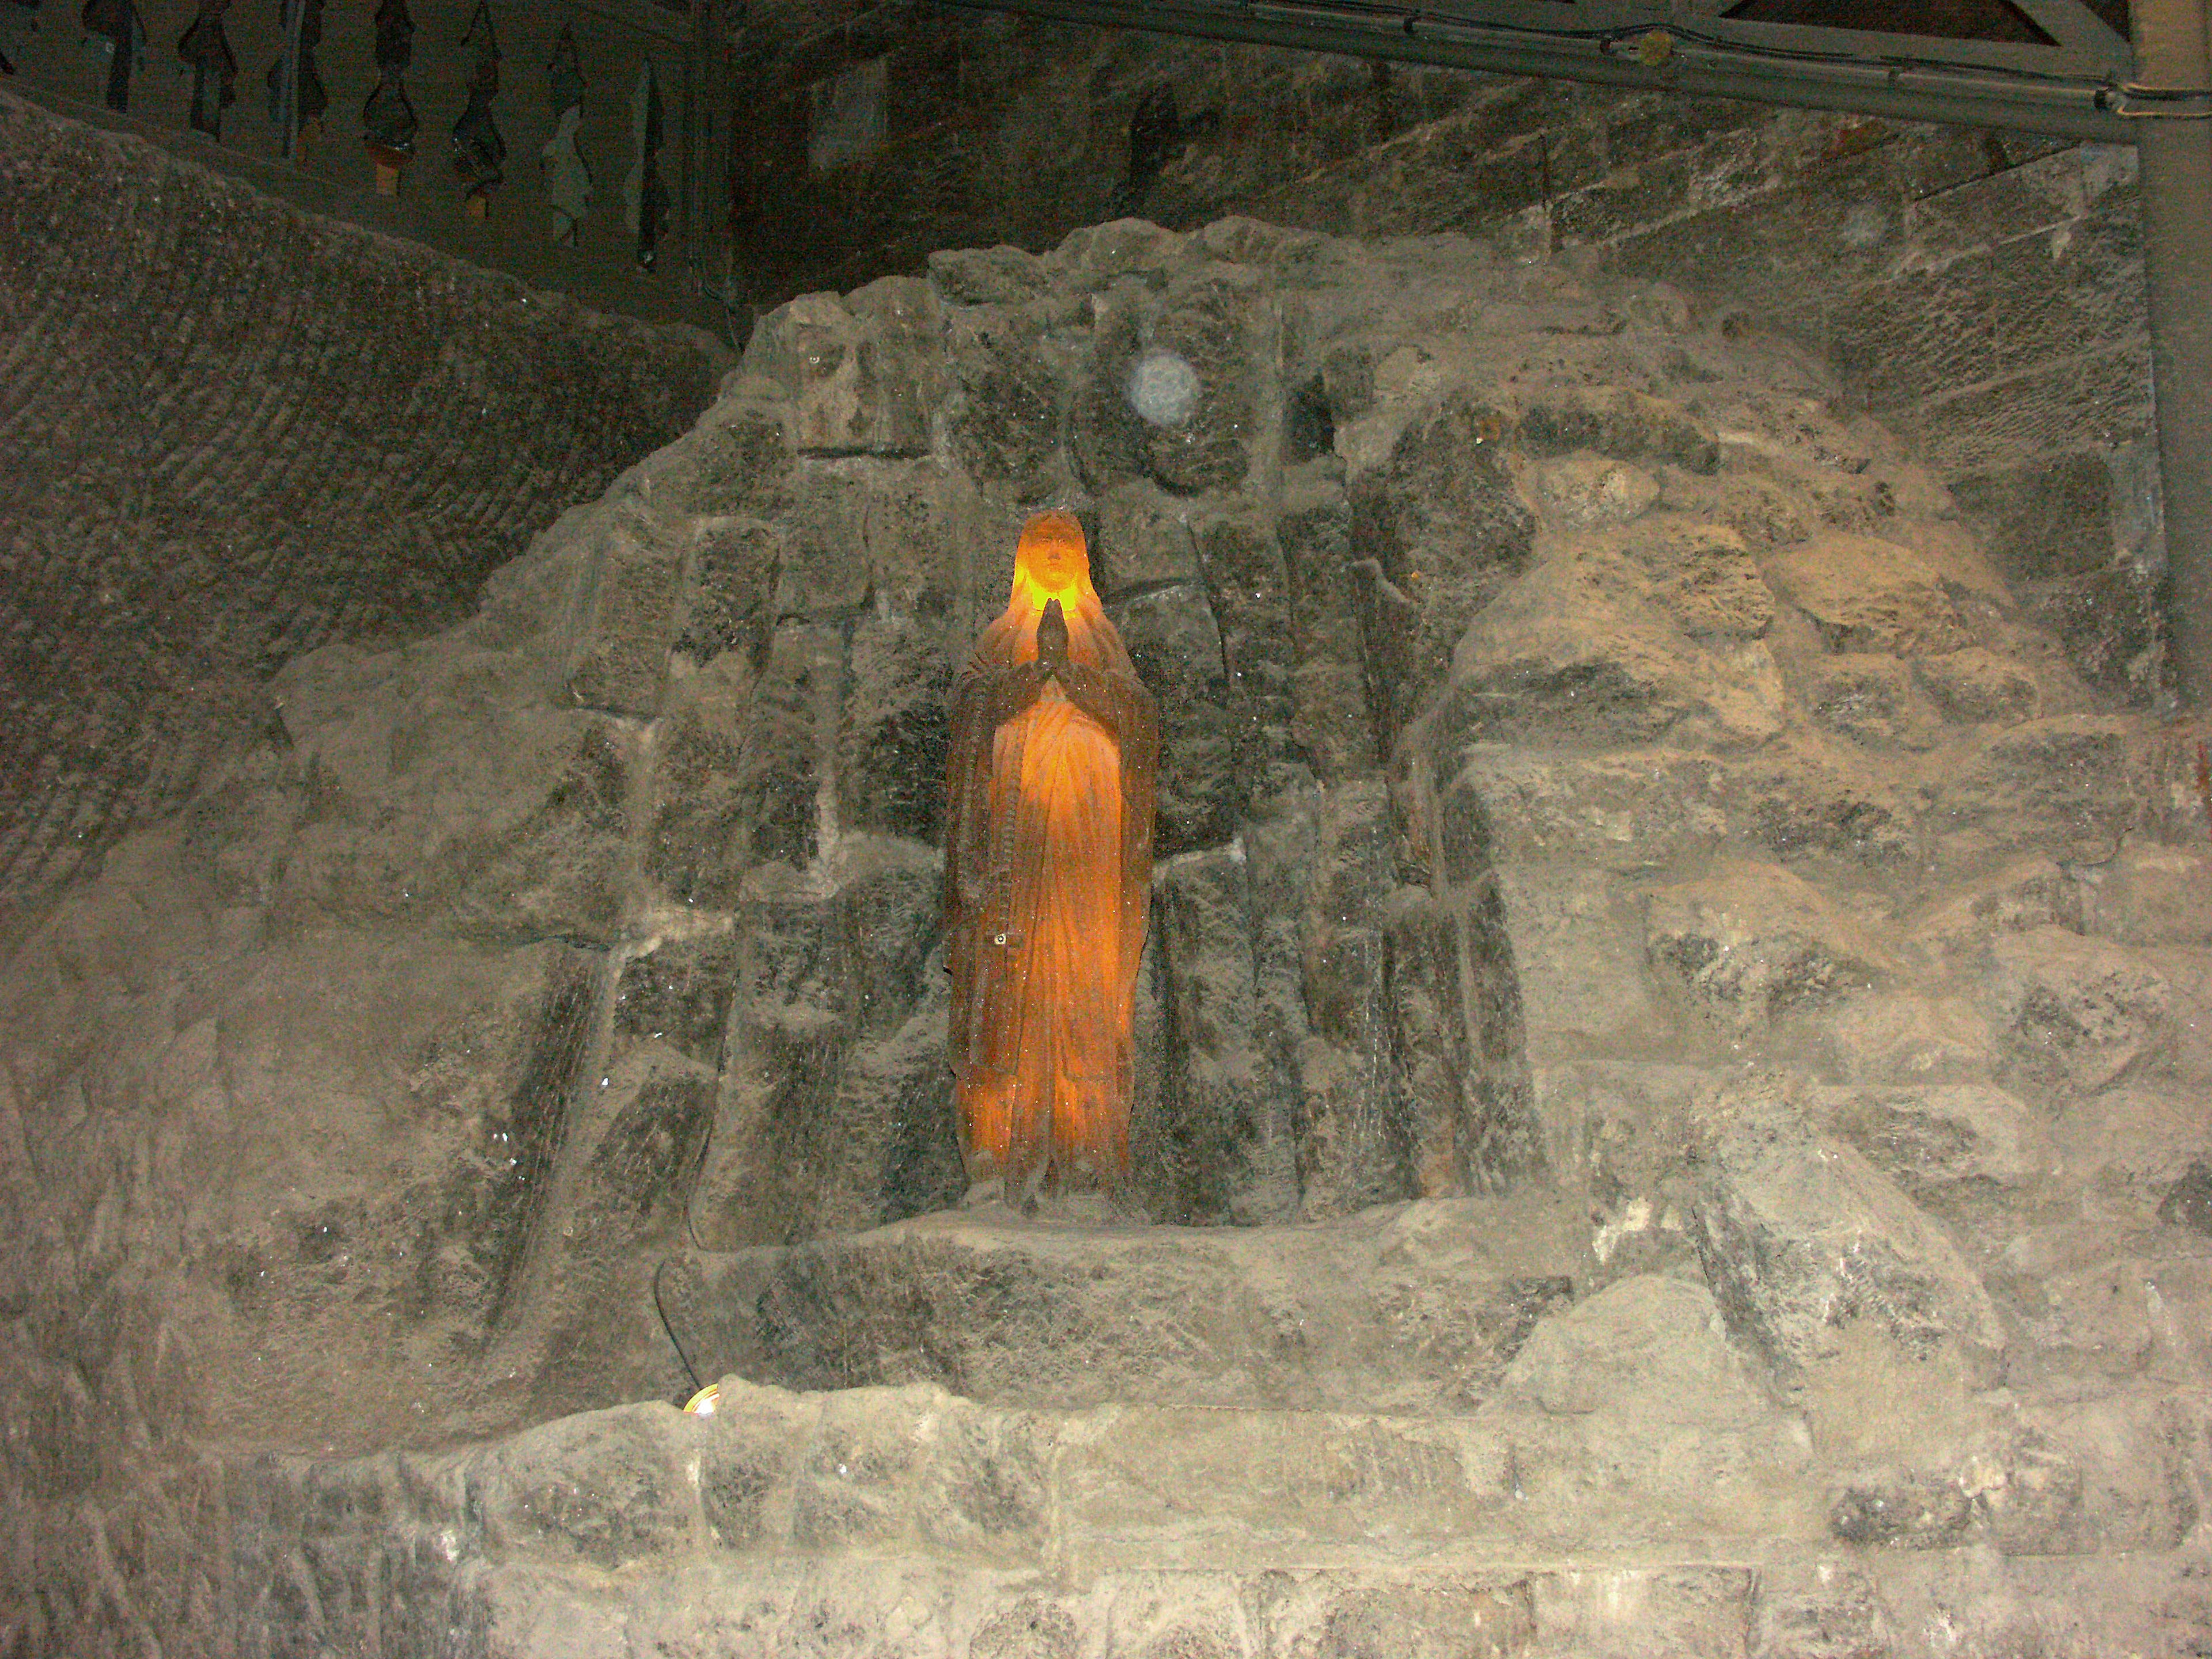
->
[176,0,236,139]
[361,0,415,190]
[541,25,590,244]
[450,1,506,210]
[546,22,582,117]
[624,59,668,271]
[79,0,142,111]
[264,0,325,161]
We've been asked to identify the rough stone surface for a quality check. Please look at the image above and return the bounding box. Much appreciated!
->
[0,92,725,923]
[663,1194,1585,1417]
[7,168,2212,1658]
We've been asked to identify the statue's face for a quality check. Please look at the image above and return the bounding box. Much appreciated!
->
[1016,514,1087,598]
[1028,535,1080,592]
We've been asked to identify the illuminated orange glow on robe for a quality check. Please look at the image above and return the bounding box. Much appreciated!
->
[945,512,1159,1198]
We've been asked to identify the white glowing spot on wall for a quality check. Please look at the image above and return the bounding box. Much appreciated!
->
[1126,348,1200,429]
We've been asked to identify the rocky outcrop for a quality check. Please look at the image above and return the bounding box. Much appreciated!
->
[7,208,2212,1656]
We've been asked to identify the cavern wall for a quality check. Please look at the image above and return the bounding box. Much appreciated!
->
[10,173,2212,1652]
[0,90,725,930]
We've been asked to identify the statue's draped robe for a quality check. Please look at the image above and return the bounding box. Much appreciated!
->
[945,584,1158,1195]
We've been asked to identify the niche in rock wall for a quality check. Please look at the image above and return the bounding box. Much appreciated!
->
[590,240,1558,1243]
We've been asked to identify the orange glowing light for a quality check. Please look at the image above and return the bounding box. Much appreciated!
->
[945,512,1160,1200]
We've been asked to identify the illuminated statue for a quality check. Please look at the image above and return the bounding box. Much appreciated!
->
[945,511,1159,1202]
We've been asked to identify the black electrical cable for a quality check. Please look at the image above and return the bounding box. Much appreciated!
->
[653,1256,707,1398]
[650,1007,727,1403]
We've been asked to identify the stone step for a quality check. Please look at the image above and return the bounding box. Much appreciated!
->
[230,1293,1827,1654]
[225,1284,2207,1657]
[656,1192,1597,1416]
[456,1276,1824,1573]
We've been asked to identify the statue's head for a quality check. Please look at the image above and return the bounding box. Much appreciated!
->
[1012,510,1093,607]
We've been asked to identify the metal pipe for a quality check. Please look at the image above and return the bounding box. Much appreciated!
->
[2135,0,2212,706]
[934,0,2143,139]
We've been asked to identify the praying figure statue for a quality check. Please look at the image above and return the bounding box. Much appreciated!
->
[945,510,1159,1204]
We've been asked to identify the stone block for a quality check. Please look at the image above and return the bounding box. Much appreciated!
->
[1822,993,1999,1087]
[1804,651,1937,748]
[927,244,1052,307]
[746,282,947,457]
[776,463,874,616]
[691,847,961,1245]
[1690,1090,2007,1397]
[839,611,953,843]
[613,934,741,1069]
[1492,865,1658,1058]
[2014,565,2156,700]
[1110,583,1247,857]
[1928,715,2137,867]
[1445,747,1732,874]
[1054,218,1188,282]
[1531,453,1661,528]
[1518,387,1720,475]
[1297,781,1414,1215]
[1568,514,1774,641]
[1645,861,1896,1030]
[1060,1406,1500,1564]
[1096,480,1200,595]
[1763,533,1971,656]
[564,513,687,717]
[1985,926,2172,1094]
[675,514,779,667]
[1144,265,1268,496]
[1748,1559,1894,1659]
[1351,390,1537,725]
[583,1065,718,1229]
[1914,646,2039,726]
[1601,91,1769,169]
[1894,339,2150,478]
[1734,733,1918,868]
[1818,1082,2038,1212]
[679,1378,810,1550]
[1529,1568,1762,1659]
[1495,1279,1817,1554]
[1194,509,1296,740]
[681,402,796,518]
[1149,847,1278,1224]
[1277,475,1374,782]
[1831,192,2145,412]
[1828,1397,2195,1556]
[1656,466,1813,549]
[1444,560,1783,753]
[946,320,1065,498]
[1950,452,2116,586]
[734,622,843,874]
[470,1408,697,1569]
[645,668,751,911]
[1070,286,1155,498]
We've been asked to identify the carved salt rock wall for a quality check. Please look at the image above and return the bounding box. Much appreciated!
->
[14,203,2212,1655]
